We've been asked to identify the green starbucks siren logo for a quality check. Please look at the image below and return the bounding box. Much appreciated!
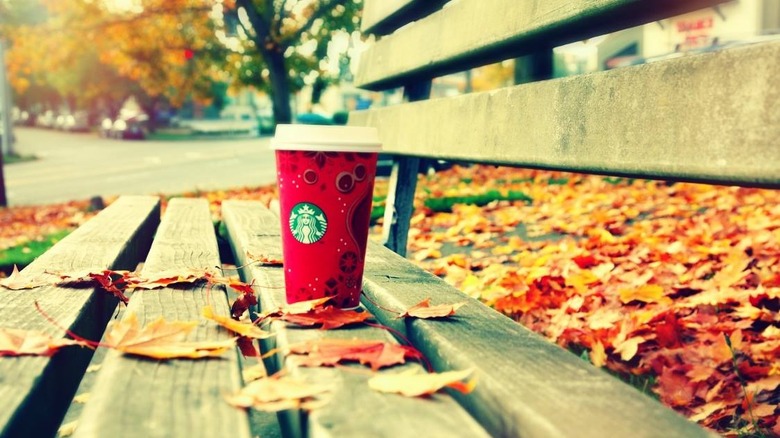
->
[289,203,327,244]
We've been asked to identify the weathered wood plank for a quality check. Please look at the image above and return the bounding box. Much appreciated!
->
[221,200,490,438]
[351,42,780,188]
[72,198,252,438]
[361,241,717,438]
[0,196,160,438]
[355,0,728,90]
[361,0,449,35]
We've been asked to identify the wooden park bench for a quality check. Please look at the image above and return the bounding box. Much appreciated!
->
[1,2,777,438]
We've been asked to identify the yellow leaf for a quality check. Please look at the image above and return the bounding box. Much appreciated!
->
[619,284,671,305]
[73,393,90,404]
[202,306,272,339]
[368,368,476,397]
[565,271,599,294]
[590,341,606,367]
[58,420,78,437]
[104,312,235,360]
[613,336,646,361]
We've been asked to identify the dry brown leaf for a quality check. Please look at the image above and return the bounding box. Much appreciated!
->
[368,368,476,397]
[225,375,330,412]
[0,327,84,356]
[104,312,235,360]
[202,305,272,339]
[287,338,422,371]
[399,298,467,319]
[246,252,284,266]
[0,265,45,290]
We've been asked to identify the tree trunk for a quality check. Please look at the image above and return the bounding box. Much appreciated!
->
[266,49,292,124]
[311,41,330,105]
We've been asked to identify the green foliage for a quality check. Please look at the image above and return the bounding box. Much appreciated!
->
[2,152,36,164]
[0,230,71,271]
[424,190,532,212]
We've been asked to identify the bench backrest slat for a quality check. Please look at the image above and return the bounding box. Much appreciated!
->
[361,0,449,35]
[351,41,780,188]
[355,0,729,90]
[73,199,252,438]
[0,196,160,437]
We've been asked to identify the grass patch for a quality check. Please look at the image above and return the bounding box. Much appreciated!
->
[0,230,71,273]
[573,346,659,399]
[2,152,37,165]
[424,189,532,212]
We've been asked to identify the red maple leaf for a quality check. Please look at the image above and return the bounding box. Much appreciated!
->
[231,292,258,319]
[280,306,371,330]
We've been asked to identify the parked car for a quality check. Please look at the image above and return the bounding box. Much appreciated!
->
[103,114,148,140]
[63,111,90,132]
[12,107,33,126]
[36,110,56,129]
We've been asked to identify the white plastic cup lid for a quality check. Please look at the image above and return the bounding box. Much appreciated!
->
[270,124,382,152]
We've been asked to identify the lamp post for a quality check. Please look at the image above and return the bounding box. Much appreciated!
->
[0,40,11,206]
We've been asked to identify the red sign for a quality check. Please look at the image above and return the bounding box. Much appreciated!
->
[676,17,714,33]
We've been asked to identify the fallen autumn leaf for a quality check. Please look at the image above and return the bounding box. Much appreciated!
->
[288,338,422,371]
[225,374,330,412]
[399,298,467,319]
[368,368,476,397]
[0,327,84,356]
[202,305,272,339]
[104,312,235,360]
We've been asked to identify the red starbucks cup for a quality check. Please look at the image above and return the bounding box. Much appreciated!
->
[271,124,381,308]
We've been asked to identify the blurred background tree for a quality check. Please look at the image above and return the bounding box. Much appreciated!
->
[0,0,363,126]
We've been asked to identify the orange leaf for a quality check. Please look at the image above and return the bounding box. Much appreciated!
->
[288,339,422,371]
[104,312,235,360]
[280,306,371,330]
[0,327,84,356]
[368,368,476,397]
[399,298,467,319]
[202,306,271,339]
[225,374,330,412]
[0,265,45,290]
[132,270,208,289]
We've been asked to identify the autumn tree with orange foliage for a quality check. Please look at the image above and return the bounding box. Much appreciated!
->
[1,0,361,125]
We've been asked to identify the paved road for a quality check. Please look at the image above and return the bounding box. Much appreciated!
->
[3,127,277,206]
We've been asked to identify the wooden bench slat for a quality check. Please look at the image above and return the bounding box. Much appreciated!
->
[355,0,729,90]
[72,198,253,438]
[221,200,491,438]
[351,42,780,188]
[0,196,160,438]
[361,0,449,35]
[361,241,717,438]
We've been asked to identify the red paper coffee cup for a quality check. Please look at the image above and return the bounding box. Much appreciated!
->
[271,124,381,308]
